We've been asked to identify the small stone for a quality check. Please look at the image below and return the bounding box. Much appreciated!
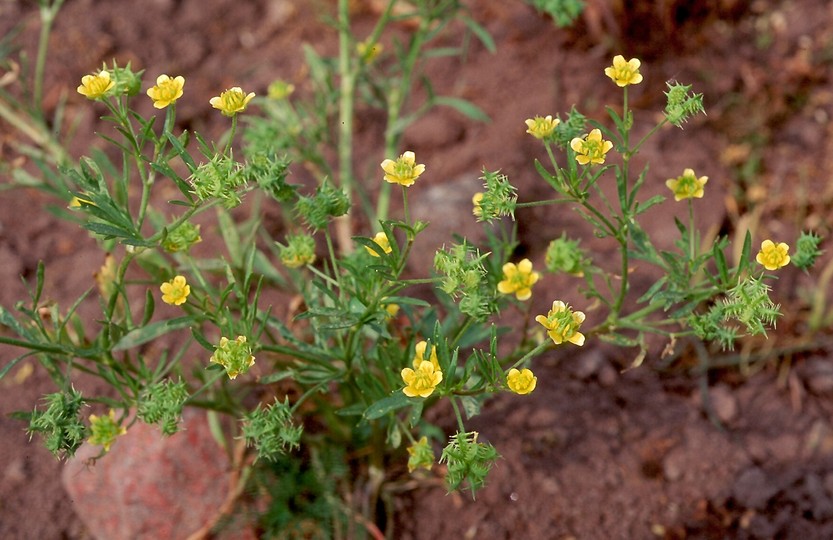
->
[662,448,687,482]
[63,410,245,539]
[708,383,738,424]
[768,434,800,462]
[732,467,779,509]
[571,349,604,380]
[526,407,558,428]
[803,358,833,394]
[823,471,833,496]
[3,457,26,485]
[598,364,618,387]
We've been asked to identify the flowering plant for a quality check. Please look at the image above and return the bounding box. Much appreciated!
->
[0,2,823,536]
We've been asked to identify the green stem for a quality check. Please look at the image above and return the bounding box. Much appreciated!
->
[688,199,696,274]
[630,118,669,156]
[337,0,356,201]
[34,0,65,114]
[515,198,572,208]
[449,397,467,433]
[377,16,429,222]
[401,185,410,226]
[185,371,227,403]
[509,341,548,370]
[0,98,68,165]
[290,381,330,414]
[612,87,633,317]
[223,115,238,157]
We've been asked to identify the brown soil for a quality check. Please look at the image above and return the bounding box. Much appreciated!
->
[2,0,833,538]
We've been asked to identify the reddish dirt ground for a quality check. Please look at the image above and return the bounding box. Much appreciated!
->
[2,0,833,538]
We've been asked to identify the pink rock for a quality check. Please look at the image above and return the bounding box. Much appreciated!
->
[62,409,253,539]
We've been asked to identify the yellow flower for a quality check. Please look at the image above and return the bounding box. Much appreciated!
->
[570,129,614,165]
[267,80,295,100]
[665,168,708,201]
[210,87,256,117]
[365,232,392,257]
[524,115,560,139]
[77,70,115,100]
[384,302,400,319]
[380,151,425,187]
[95,254,118,301]
[413,341,439,371]
[146,74,185,109]
[535,300,586,346]
[497,258,540,301]
[604,55,644,87]
[407,436,434,472]
[88,409,127,452]
[756,240,790,271]
[506,368,537,395]
[401,360,443,398]
[472,192,484,217]
[160,275,190,306]
[357,39,384,63]
[210,335,256,380]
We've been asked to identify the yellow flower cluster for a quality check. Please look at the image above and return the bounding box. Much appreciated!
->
[506,368,537,395]
[401,341,442,398]
[87,409,127,452]
[210,335,256,380]
[570,129,613,165]
[524,115,559,140]
[160,275,190,306]
[146,74,185,109]
[365,232,392,257]
[604,55,643,87]
[756,240,790,271]
[536,300,586,346]
[380,151,425,187]
[78,70,259,120]
[497,259,540,301]
[210,87,256,117]
[666,168,708,201]
[472,192,484,217]
[77,71,115,100]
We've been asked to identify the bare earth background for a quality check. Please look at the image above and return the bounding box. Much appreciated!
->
[2,0,833,538]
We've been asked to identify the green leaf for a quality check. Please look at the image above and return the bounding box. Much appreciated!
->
[736,230,753,279]
[0,352,28,381]
[462,16,496,53]
[112,317,195,351]
[408,400,424,427]
[167,130,196,169]
[598,332,639,347]
[141,289,155,327]
[533,159,559,189]
[637,277,667,304]
[216,207,242,267]
[434,96,490,122]
[192,328,216,352]
[84,222,136,239]
[459,395,481,419]
[635,195,665,215]
[151,161,194,202]
[363,392,410,420]
[713,240,729,284]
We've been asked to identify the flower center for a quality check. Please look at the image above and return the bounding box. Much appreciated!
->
[394,161,415,179]
[614,66,634,81]
[411,370,435,391]
[763,250,782,266]
[157,82,179,101]
[223,92,245,111]
[676,175,699,196]
[583,139,604,160]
